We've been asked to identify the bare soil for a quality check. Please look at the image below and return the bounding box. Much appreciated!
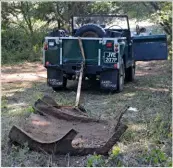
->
[1,60,172,167]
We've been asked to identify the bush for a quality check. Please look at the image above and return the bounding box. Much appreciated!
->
[1,27,47,64]
[87,154,105,167]
[86,146,124,167]
[140,148,172,167]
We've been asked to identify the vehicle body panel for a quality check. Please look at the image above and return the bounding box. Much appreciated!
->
[62,39,100,65]
[132,35,168,61]
[44,37,126,70]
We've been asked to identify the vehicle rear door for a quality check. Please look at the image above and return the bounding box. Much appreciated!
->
[132,35,168,61]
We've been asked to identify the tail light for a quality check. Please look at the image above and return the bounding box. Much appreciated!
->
[44,42,48,50]
[106,42,113,48]
[46,61,50,66]
[114,64,117,68]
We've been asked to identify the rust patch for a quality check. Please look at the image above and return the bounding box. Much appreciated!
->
[8,96,128,155]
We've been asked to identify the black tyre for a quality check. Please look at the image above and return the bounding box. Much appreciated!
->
[117,60,125,93]
[52,77,67,91]
[74,24,106,37]
[125,66,135,82]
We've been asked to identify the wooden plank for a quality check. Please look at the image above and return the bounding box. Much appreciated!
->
[75,38,86,107]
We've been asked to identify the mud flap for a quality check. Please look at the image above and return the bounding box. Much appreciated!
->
[100,69,118,90]
[47,67,63,87]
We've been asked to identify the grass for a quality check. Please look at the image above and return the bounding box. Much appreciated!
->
[1,60,172,167]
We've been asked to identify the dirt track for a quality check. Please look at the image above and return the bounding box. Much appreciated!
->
[1,60,172,167]
[1,62,46,83]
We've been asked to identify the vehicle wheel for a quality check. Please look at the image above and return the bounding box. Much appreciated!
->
[52,77,67,91]
[116,60,125,92]
[125,66,135,82]
[74,24,106,37]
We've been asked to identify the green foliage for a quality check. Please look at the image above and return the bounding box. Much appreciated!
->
[115,2,154,20]
[140,148,171,166]
[148,113,171,142]
[1,98,8,109]
[8,143,30,167]
[107,146,123,167]
[26,106,35,113]
[33,92,44,100]
[90,2,115,14]
[87,154,105,167]
[111,146,120,157]
[120,129,136,142]
[86,146,124,167]
[2,27,47,64]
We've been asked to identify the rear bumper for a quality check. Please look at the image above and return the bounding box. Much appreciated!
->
[46,64,117,75]
[63,64,102,75]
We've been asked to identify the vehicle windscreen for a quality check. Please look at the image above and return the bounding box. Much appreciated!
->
[73,16,129,30]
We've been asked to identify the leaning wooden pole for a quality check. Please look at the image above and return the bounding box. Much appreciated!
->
[75,37,86,107]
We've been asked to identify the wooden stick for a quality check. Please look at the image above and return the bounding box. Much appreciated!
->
[75,38,85,107]
[78,37,86,61]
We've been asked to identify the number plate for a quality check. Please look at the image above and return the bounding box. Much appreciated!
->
[104,52,118,63]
